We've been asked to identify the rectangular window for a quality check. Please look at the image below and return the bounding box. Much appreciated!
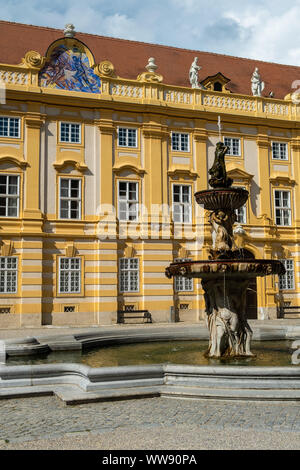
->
[119,258,139,293]
[235,205,247,224]
[59,178,81,219]
[279,259,294,290]
[234,186,247,224]
[0,257,18,294]
[0,307,11,314]
[118,181,139,221]
[172,184,192,223]
[224,137,241,156]
[60,122,81,143]
[274,190,291,226]
[59,257,81,294]
[118,128,137,147]
[174,259,193,292]
[64,306,75,313]
[272,142,288,160]
[171,132,189,152]
[0,174,20,217]
[0,117,20,138]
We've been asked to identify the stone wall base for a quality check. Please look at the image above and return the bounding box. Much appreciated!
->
[0,313,21,328]
[42,312,96,327]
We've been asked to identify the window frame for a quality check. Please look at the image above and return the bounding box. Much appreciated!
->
[274,189,292,226]
[174,258,193,292]
[117,180,139,222]
[59,122,81,144]
[0,173,20,218]
[271,141,288,161]
[117,127,138,148]
[0,117,21,139]
[119,257,139,293]
[172,183,192,223]
[279,259,295,291]
[59,177,82,220]
[224,137,241,156]
[0,256,18,294]
[171,132,190,152]
[233,185,247,224]
[58,257,82,295]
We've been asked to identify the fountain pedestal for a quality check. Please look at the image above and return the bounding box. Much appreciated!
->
[202,277,252,357]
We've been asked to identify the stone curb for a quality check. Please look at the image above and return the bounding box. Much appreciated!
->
[1,362,300,404]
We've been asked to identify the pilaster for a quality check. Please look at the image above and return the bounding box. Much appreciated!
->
[22,107,44,233]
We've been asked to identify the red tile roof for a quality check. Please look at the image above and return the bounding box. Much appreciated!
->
[1,20,300,99]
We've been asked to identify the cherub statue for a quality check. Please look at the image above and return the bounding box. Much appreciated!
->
[210,209,236,252]
[208,142,233,188]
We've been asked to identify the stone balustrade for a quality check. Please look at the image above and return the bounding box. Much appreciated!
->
[0,62,298,120]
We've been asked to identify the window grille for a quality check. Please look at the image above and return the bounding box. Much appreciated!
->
[0,307,11,314]
[274,190,291,226]
[171,132,189,152]
[59,178,81,219]
[172,185,192,223]
[0,174,20,217]
[0,257,18,293]
[63,306,76,313]
[118,128,137,147]
[118,181,139,221]
[59,257,81,294]
[279,259,294,290]
[174,258,193,292]
[60,122,81,143]
[119,258,139,292]
[272,142,288,160]
[0,117,20,138]
[224,137,241,156]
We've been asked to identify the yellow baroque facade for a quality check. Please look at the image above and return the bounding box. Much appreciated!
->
[0,24,299,327]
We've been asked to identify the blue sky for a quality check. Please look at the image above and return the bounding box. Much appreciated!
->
[1,0,300,65]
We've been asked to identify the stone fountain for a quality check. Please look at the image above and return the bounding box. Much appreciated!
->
[166,139,285,358]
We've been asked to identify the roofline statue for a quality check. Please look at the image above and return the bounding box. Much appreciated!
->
[251,67,265,96]
[189,57,205,90]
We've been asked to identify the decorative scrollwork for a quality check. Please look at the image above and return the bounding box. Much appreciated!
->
[137,71,163,83]
[95,60,116,78]
[21,51,46,69]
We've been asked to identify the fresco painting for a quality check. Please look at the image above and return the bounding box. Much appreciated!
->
[39,44,101,93]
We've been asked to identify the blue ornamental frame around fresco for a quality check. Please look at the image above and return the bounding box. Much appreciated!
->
[39,44,101,93]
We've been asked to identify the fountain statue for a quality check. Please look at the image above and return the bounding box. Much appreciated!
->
[165,122,285,358]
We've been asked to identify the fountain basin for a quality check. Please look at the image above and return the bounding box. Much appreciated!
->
[195,187,249,211]
[1,326,299,403]
[165,259,285,280]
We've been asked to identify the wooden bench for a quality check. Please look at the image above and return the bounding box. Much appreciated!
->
[117,309,152,324]
[277,305,300,318]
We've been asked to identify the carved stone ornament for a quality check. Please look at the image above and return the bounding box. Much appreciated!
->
[146,57,157,73]
[20,51,46,69]
[137,57,163,83]
[95,60,117,78]
[64,24,76,38]
[1,240,13,257]
[65,243,77,258]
